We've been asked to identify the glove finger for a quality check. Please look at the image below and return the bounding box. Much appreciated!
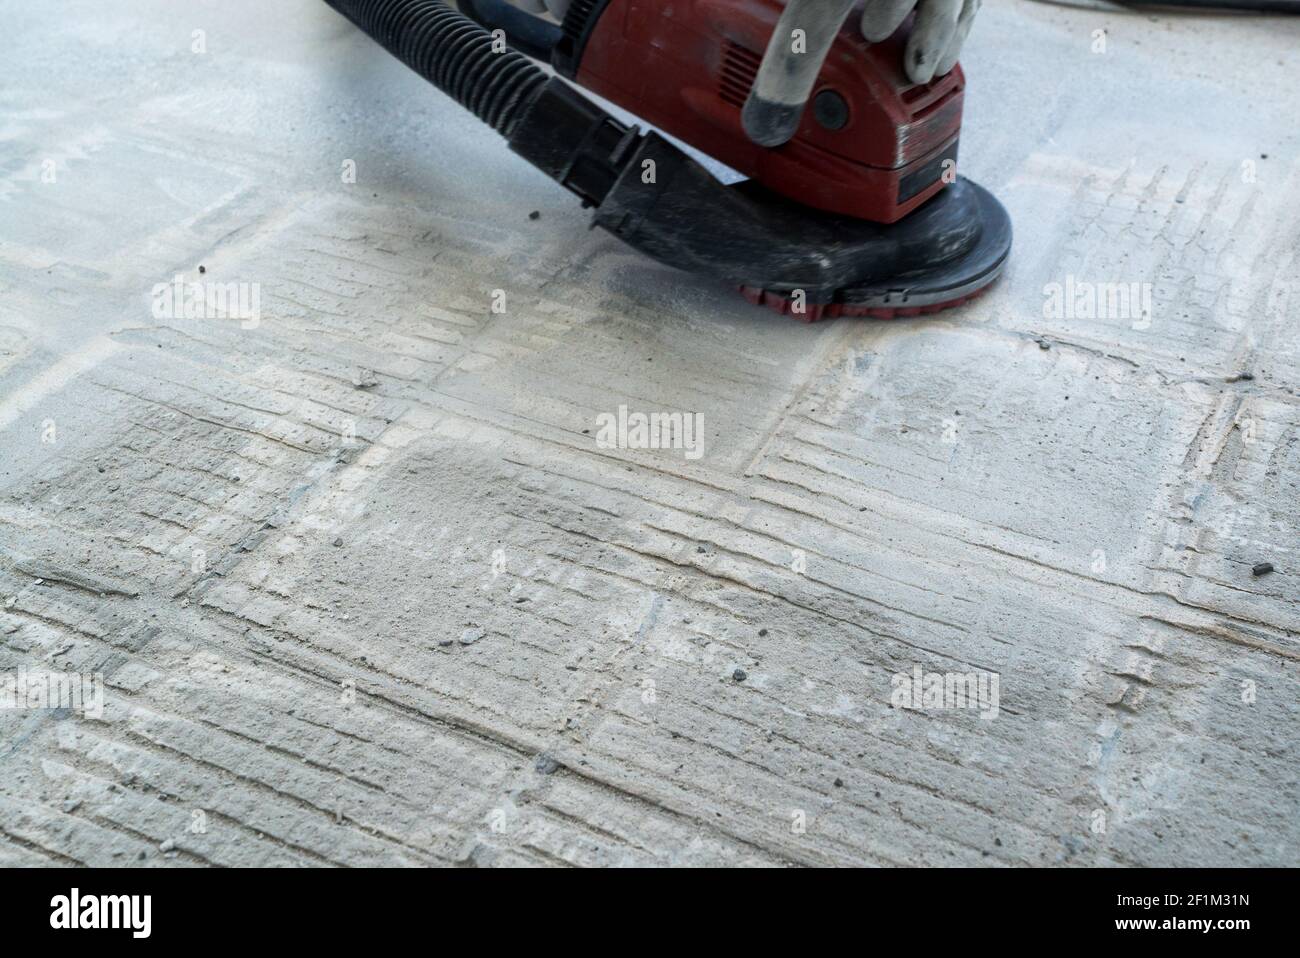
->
[934,0,979,76]
[859,0,916,43]
[905,0,961,84]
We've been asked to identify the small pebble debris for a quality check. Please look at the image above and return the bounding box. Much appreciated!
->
[534,753,560,775]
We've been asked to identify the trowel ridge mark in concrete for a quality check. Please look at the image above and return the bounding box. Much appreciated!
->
[93,382,329,456]
[43,764,309,867]
[527,427,1070,589]
[135,510,195,537]
[276,272,370,304]
[257,306,457,367]
[129,353,396,431]
[1,604,116,655]
[637,516,973,635]
[110,720,446,864]
[390,509,1040,857]
[298,243,421,280]
[0,702,64,764]
[490,703,809,865]
[1050,167,1245,376]
[698,687,1043,807]
[539,748,814,866]
[113,628,528,806]
[759,415,1212,604]
[515,511,1019,696]
[134,368,353,425]
[1155,164,1210,253]
[772,428,970,490]
[384,398,735,494]
[158,713,468,859]
[749,465,1066,581]
[187,711,393,796]
[962,534,1296,650]
[497,451,743,518]
[503,469,975,649]
[117,460,278,529]
[183,599,568,764]
[501,446,988,625]
[537,778,788,867]
[476,576,589,632]
[60,799,221,868]
[1169,174,1252,329]
[656,477,992,600]
[127,316,449,385]
[581,717,1000,866]
[1153,561,1287,604]
[742,324,860,479]
[1145,395,1299,641]
[673,692,1041,831]
[505,477,972,638]
[0,823,87,868]
[0,788,164,868]
[288,709,472,773]
[10,557,140,600]
[526,539,1027,724]
[463,653,667,866]
[1139,612,1298,664]
[264,290,352,321]
[527,802,663,860]
[3,571,559,795]
[81,403,367,584]
[508,508,917,642]
[44,727,369,867]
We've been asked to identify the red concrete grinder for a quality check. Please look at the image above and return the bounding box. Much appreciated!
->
[324,0,1012,321]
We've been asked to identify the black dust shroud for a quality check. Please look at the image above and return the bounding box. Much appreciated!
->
[322,0,1012,321]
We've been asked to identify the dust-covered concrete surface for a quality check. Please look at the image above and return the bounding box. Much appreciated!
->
[1,0,1297,866]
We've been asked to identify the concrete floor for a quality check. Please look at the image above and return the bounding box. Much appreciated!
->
[0,0,1297,866]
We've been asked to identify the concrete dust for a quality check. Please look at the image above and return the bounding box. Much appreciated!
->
[0,0,1296,866]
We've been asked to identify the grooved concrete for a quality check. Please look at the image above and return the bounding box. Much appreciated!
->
[0,0,1297,866]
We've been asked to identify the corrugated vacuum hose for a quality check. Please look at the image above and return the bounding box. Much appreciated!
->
[322,0,649,207]
[322,0,547,135]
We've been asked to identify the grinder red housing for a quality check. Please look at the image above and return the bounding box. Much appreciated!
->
[555,0,964,223]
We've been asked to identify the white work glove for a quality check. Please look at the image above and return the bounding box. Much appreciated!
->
[507,2,977,85]
[506,0,978,85]
[861,0,981,85]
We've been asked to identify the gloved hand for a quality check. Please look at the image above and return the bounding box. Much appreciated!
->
[861,0,981,84]
[740,0,980,147]
[506,1,978,86]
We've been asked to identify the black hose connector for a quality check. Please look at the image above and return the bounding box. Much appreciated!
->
[323,0,648,208]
